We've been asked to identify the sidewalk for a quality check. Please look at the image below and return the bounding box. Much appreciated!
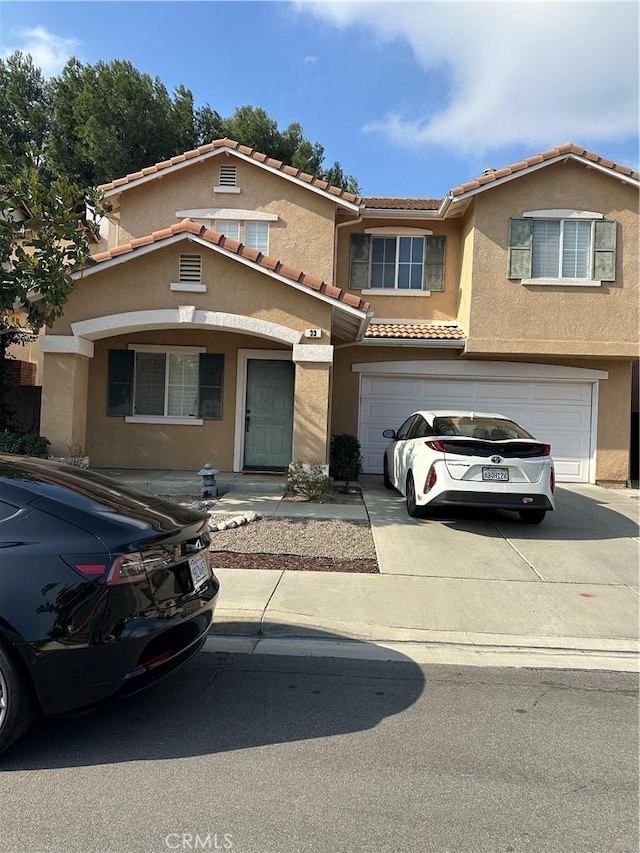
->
[97,468,640,672]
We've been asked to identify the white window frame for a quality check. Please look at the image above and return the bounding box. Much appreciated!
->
[125,344,205,425]
[522,209,604,287]
[244,221,269,253]
[361,227,434,294]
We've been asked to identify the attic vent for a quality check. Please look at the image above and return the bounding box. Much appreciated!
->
[219,164,237,187]
[179,253,202,282]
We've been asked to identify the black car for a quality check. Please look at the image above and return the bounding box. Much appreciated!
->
[0,455,219,753]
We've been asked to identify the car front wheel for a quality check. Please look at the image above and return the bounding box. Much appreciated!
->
[406,472,427,519]
[518,509,547,525]
[0,641,37,754]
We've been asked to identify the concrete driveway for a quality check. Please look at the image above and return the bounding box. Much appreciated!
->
[362,476,639,585]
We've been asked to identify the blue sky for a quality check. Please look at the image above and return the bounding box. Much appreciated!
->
[1,0,638,197]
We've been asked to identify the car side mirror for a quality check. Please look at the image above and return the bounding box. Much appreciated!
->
[382,429,397,439]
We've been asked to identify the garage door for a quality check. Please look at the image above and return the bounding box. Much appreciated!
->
[359,375,594,482]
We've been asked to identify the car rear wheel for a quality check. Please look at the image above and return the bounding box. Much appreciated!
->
[518,509,547,525]
[0,641,37,754]
[406,472,427,519]
[383,456,393,489]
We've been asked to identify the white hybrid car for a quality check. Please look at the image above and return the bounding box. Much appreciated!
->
[382,411,555,524]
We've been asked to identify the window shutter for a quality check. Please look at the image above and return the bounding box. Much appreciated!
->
[423,235,446,291]
[508,218,533,278]
[593,220,617,281]
[107,350,134,416]
[198,353,224,419]
[349,234,371,289]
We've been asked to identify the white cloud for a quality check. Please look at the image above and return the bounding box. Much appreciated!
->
[294,1,639,154]
[1,27,79,77]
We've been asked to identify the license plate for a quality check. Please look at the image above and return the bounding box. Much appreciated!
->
[482,467,509,481]
[188,552,210,588]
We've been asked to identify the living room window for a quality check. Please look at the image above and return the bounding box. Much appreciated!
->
[508,212,617,284]
[107,348,224,421]
[349,231,446,291]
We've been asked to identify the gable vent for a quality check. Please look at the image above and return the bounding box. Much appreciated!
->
[179,253,202,282]
[218,164,237,187]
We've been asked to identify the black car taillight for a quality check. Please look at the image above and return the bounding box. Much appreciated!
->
[106,549,174,586]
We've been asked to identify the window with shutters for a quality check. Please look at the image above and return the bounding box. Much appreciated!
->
[349,231,446,292]
[508,212,617,285]
[107,347,224,422]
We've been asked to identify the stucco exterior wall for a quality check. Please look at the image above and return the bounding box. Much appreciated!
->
[335,218,461,320]
[40,353,89,455]
[456,209,475,333]
[49,244,332,337]
[464,162,639,356]
[111,155,338,281]
[293,363,331,465]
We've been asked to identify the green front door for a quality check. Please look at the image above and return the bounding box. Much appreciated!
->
[244,359,295,470]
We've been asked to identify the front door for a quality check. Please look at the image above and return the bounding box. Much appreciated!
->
[244,359,294,470]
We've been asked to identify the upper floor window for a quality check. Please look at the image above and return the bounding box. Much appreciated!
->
[349,232,446,292]
[215,220,269,253]
[508,213,617,284]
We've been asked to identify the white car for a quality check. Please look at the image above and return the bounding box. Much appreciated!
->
[382,410,555,524]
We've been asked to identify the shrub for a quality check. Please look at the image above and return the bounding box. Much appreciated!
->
[286,462,333,501]
[0,431,50,457]
[330,433,363,486]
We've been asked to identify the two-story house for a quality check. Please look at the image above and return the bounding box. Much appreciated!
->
[38,140,639,485]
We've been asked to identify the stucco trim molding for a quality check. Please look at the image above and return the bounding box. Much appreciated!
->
[40,335,95,358]
[351,360,609,381]
[71,309,301,345]
[292,344,334,363]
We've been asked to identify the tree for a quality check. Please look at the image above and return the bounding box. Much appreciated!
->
[0,147,105,429]
[0,52,50,161]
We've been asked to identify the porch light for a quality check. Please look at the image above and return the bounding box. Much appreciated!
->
[198,462,219,498]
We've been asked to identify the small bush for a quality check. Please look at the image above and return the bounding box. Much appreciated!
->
[330,433,363,486]
[0,431,50,458]
[286,462,333,501]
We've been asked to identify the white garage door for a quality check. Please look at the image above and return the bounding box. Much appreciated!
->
[359,375,594,482]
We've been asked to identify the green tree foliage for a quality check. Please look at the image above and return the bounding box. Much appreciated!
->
[0,52,50,159]
[0,52,359,191]
[0,146,104,334]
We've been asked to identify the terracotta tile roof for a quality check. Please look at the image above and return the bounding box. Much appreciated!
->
[450,143,640,197]
[98,138,359,204]
[364,323,466,341]
[88,220,370,313]
[361,197,442,210]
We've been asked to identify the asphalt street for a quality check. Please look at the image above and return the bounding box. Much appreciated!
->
[0,652,637,853]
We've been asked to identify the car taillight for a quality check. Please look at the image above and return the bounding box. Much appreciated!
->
[106,549,173,586]
[61,555,110,580]
[425,440,446,451]
[543,444,551,457]
[426,465,437,491]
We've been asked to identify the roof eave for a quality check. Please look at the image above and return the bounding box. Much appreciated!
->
[101,145,361,213]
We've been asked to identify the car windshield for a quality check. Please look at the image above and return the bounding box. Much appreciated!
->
[432,416,535,440]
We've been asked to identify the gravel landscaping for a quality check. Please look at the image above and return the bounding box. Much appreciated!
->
[208,515,379,573]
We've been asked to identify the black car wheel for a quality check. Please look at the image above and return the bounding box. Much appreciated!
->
[383,455,393,489]
[518,509,547,525]
[406,472,427,519]
[0,641,37,754]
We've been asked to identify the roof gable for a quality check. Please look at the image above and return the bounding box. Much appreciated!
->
[98,138,360,212]
[78,220,370,317]
[448,143,639,202]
